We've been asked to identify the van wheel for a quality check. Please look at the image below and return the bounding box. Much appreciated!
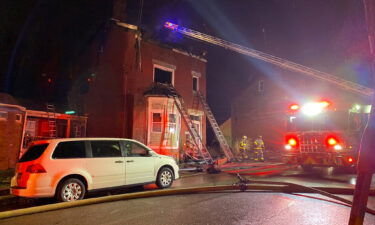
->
[56,178,86,202]
[156,167,174,188]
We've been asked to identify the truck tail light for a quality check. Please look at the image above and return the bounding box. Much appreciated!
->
[26,164,46,173]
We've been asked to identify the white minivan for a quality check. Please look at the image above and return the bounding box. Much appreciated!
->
[11,138,179,202]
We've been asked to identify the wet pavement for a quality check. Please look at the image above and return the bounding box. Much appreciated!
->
[2,192,375,225]
[2,163,375,214]
[174,164,373,190]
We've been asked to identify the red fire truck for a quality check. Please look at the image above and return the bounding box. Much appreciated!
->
[282,100,371,170]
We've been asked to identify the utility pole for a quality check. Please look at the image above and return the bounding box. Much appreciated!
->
[348,1,375,224]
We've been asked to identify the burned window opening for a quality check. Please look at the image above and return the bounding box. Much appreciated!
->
[154,67,172,84]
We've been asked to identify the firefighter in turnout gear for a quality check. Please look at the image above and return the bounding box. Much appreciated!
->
[239,136,250,160]
[253,136,265,162]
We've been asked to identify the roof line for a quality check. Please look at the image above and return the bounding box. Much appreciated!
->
[0,103,26,111]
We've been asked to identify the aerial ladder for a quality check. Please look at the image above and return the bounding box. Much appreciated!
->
[164,22,374,97]
[164,21,375,165]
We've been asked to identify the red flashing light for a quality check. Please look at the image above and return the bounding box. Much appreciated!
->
[325,136,339,147]
[164,22,179,30]
[26,164,46,173]
[286,135,299,148]
[327,137,337,146]
[347,157,355,164]
[288,138,297,146]
[289,104,300,111]
[47,78,52,83]
[319,100,331,108]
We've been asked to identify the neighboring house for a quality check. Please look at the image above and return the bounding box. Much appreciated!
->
[231,71,368,152]
[0,94,87,169]
[219,118,233,148]
[78,20,208,160]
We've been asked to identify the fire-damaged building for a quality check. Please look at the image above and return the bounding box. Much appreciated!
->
[76,19,208,160]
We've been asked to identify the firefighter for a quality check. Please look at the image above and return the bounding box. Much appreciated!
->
[239,136,250,160]
[253,135,265,162]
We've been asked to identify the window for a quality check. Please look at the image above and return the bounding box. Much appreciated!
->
[15,114,22,123]
[193,77,199,91]
[190,115,200,121]
[52,141,86,159]
[0,111,7,121]
[168,114,177,134]
[154,67,173,84]
[123,141,150,157]
[258,80,264,92]
[91,141,122,158]
[19,144,49,162]
[152,113,162,132]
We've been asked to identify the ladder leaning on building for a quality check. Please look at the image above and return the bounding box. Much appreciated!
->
[165,84,214,164]
[46,103,57,138]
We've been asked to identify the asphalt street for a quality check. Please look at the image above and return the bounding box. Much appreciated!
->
[1,163,375,222]
[1,192,375,225]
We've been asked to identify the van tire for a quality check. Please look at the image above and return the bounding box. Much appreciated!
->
[56,178,86,202]
[156,167,174,188]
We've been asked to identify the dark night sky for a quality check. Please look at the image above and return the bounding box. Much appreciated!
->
[1,0,371,120]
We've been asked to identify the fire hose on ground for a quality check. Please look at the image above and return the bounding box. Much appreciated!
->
[0,174,374,220]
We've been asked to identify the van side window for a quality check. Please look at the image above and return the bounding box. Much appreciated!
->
[124,142,150,157]
[52,141,86,159]
[91,141,122,158]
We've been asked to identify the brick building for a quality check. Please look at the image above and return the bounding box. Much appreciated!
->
[79,20,208,160]
[231,71,368,154]
[0,94,87,170]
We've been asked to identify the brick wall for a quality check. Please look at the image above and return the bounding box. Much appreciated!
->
[0,105,25,169]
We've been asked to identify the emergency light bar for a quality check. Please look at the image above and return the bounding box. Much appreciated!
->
[164,22,179,30]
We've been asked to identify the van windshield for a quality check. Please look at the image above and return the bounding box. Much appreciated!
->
[19,144,49,162]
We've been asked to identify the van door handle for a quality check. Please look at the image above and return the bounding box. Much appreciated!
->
[126,160,134,163]
[115,160,124,163]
